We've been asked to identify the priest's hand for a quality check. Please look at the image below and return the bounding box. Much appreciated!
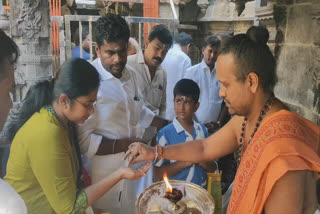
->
[124,142,156,164]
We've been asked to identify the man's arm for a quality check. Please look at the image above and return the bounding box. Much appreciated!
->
[150,115,170,129]
[126,116,241,165]
[180,57,192,79]
[158,72,167,118]
[205,103,230,133]
[159,116,240,163]
[154,161,193,181]
[264,170,306,214]
[96,137,146,155]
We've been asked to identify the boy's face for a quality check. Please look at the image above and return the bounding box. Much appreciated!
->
[174,95,199,122]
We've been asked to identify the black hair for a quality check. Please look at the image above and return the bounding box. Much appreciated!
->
[175,32,192,46]
[216,32,232,46]
[74,25,89,46]
[148,24,173,47]
[7,58,100,142]
[7,58,100,188]
[246,26,269,45]
[95,14,130,47]
[218,28,277,92]
[173,79,200,103]
[203,35,221,48]
[0,29,19,80]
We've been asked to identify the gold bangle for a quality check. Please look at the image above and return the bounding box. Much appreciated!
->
[112,139,116,154]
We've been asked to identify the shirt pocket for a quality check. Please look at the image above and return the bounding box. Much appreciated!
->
[144,86,163,111]
[209,80,222,104]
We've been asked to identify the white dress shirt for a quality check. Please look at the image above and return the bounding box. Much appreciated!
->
[127,50,167,142]
[0,178,27,214]
[127,50,167,117]
[78,58,155,158]
[77,58,155,213]
[161,44,192,120]
[184,60,223,123]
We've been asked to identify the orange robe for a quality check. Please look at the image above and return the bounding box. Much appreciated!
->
[227,110,320,214]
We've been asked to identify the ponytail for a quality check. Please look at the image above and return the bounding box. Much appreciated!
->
[7,79,54,141]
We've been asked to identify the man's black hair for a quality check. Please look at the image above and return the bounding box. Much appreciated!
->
[203,35,221,48]
[246,26,269,45]
[74,25,89,46]
[95,14,130,47]
[174,32,192,46]
[216,32,232,46]
[148,24,173,47]
[173,79,200,103]
[218,30,277,92]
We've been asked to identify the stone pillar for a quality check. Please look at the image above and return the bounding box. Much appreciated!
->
[0,3,10,33]
[9,0,52,102]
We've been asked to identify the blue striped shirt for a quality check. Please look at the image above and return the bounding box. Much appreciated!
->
[155,118,209,187]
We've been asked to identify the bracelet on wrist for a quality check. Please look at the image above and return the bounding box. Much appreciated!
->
[156,144,164,162]
[152,145,158,163]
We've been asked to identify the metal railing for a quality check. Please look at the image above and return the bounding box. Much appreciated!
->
[51,15,178,64]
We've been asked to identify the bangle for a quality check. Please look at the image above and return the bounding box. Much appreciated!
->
[156,144,164,162]
[112,139,116,154]
[153,145,158,163]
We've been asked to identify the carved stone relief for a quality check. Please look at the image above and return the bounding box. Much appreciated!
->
[17,0,42,41]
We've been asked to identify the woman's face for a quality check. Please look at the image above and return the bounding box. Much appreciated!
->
[65,89,98,124]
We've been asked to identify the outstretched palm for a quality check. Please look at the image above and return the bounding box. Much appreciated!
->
[122,162,152,180]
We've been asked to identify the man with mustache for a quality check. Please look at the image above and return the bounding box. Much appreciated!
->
[184,35,224,134]
[127,24,173,144]
[77,15,168,214]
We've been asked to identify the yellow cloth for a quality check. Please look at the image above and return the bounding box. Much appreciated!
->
[228,110,320,214]
[5,108,79,214]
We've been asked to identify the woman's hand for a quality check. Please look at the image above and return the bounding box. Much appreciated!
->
[123,142,156,164]
[120,162,152,180]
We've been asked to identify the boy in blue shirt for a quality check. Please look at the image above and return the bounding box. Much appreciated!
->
[154,79,216,188]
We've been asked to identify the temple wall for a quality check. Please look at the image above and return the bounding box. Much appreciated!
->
[272,0,320,124]
[176,0,320,124]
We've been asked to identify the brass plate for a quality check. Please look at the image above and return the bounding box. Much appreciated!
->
[136,180,215,214]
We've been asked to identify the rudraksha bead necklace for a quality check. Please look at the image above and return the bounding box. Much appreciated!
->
[235,95,275,165]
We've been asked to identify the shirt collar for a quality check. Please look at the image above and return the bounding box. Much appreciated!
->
[120,66,131,84]
[200,60,216,73]
[96,58,115,81]
[173,44,182,51]
[173,117,201,134]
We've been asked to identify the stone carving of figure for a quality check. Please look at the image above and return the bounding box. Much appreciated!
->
[17,0,42,40]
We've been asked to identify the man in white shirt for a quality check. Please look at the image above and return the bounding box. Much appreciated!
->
[161,32,192,120]
[0,29,27,214]
[77,14,168,214]
[127,25,172,144]
[184,35,225,134]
